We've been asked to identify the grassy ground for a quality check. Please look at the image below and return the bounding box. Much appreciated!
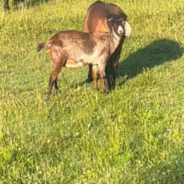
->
[0,0,184,183]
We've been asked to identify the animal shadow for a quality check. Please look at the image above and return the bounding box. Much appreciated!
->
[118,38,183,85]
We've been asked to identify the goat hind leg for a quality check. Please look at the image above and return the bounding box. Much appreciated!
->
[48,63,63,95]
[48,72,59,95]
[54,77,60,94]
[48,74,55,95]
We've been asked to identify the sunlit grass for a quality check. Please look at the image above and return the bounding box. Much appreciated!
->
[0,0,184,183]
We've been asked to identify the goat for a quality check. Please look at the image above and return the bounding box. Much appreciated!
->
[37,16,126,95]
[84,1,132,90]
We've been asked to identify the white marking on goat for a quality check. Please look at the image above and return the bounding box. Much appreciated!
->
[92,65,98,68]
[117,25,124,35]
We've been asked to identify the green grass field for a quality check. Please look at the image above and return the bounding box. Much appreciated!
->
[0,0,184,183]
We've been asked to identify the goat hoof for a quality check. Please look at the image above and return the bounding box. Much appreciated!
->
[93,88,99,91]
[101,88,109,94]
[47,94,51,97]
[54,89,60,95]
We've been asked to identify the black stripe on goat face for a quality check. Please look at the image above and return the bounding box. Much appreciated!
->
[106,14,127,36]
[113,18,126,36]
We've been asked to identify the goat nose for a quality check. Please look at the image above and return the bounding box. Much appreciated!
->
[119,29,124,34]
[118,26,124,35]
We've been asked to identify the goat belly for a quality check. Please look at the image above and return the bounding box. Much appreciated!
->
[65,59,87,68]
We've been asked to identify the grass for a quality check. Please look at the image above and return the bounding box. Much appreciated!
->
[0,0,184,183]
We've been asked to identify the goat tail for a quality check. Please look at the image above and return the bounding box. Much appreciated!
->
[37,43,46,52]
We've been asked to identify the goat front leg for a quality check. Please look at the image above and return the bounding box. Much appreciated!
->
[92,65,99,90]
[98,56,109,93]
[86,64,93,83]
[99,73,107,93]
[99,66,108,93]
[112,57,119,90]
[106,57,113,91]
[111,37,125,90]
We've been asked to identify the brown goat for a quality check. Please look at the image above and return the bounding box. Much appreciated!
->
[84,1,132,90]
[37,17,125,95]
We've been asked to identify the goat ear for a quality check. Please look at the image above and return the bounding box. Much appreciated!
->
[124,21,132,37]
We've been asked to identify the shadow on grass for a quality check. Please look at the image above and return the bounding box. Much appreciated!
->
[138,157,184,184]
[117,39,183,86]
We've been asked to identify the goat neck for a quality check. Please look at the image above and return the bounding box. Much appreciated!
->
[109,29,122,54]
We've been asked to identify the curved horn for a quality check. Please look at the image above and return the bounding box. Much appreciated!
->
[124,21,132,37]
